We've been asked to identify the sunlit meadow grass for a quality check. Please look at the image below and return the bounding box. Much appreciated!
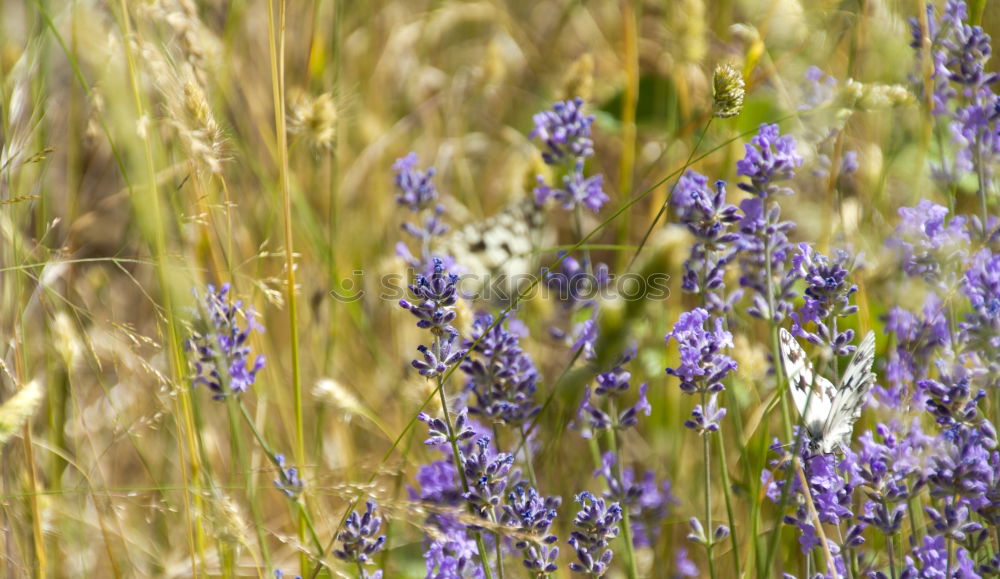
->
[1,1,999,578]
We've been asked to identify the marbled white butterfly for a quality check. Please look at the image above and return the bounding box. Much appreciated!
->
[778,328,877,454]
[440,198,549,304]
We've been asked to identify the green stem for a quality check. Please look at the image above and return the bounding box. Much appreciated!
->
[888,531,897,579]
[605,401,639,579]
[433,341,496,579]
[701,391,717,579]
[626,118,713,272]
[975,142,990,232]
[225,396,269,569]
[492,425,506,579]
[520,424,538,488]
[714,428,741,577]
[236,401,324,557]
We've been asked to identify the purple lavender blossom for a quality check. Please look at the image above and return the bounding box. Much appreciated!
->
[926,425,995,505]
[845,422,930,536]
[960,249,1000,386]
[840,151,859,175]
[949,93,1000,178]
[414,461,463,504]
[530,98,609,214]
[804,454,855,524]
[567,492,622,576]
[499,482,561,573]
[763,430,861,560]
[418,408,477,448]
[670,171,742,312]
[683,393,727,435]
[392,154,457,278]
[394,153,439,212]
[461,437,515,519]
[400,258,462,338]
[401,258,469,378]
[423,521,486,579]
[801,66,838,110]
[593,453,677,548]
[334,499,387,565]
[413,415,491,579]
[888,200,969,283]
[534,159,608,212]
[412,336,466,378]
[788,243,859,356]
[187,283,266,400]
[736,123,804,198]
[273,453,305,499]
[673,548,699,577]
[665,308,737,396]
[918,361,988,434]
[529,97,595,165]
[572,318,599,362]
[979,452,1000,527]
[399,204,449,243]
[909,1,996,114]
[734,124,802,321]
[924,501,983,542]
[461,315,541,425]
[900,534,978,578]
[578,347,650,435]
[878,296,949,407]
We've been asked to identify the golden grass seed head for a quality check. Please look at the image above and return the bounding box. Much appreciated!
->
[0,380,44,447]
[289,91,338,153]
[712,63,745,119]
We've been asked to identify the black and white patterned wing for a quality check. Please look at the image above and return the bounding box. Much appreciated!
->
[439,199,547,302]
[818,331,876,453]
[779,328,836,429]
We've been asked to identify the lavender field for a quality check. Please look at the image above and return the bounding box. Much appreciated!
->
[1,1,999,577]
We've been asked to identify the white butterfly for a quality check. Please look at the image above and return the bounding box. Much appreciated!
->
[438,199,550,304]
[778,329,877,454]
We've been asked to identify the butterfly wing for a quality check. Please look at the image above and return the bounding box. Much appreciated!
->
[818,331,877,453]
[440,199,546,304]
[779,328,836,433]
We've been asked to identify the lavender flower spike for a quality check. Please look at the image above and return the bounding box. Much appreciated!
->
[393,152,439,212]
[534,159,608,213]
[736,123,803,198]
[187,283,266,400]
[665,308,737,395]
[567,492,622,577]
[334,499,387,565]
[529,97,595,165]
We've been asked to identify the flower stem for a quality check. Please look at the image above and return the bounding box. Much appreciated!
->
[701,391,717,579]
[794,460,839,578]
[606,400,639,579]
[887,532,897,579]
[434,342,496,579]
[975,141,990,233]
[714,428,741,577]
[520,424,538,488]
[236,401,324,557]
